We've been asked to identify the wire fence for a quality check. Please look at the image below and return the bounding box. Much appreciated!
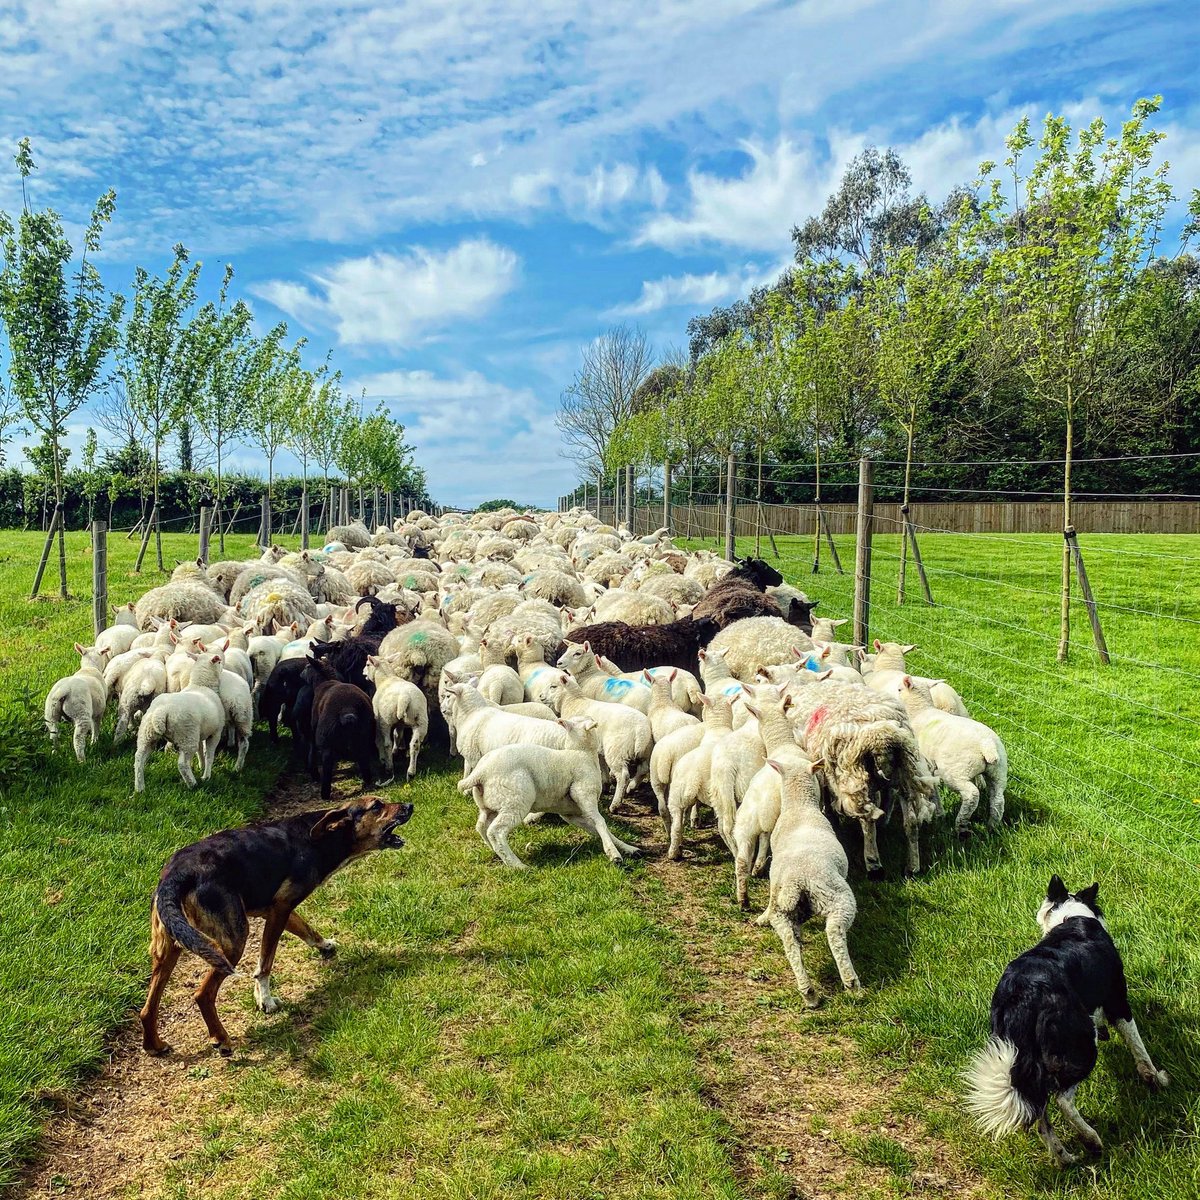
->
[561,457,1200,881]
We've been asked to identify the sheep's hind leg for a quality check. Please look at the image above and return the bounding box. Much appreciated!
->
[769,910,819,1007]
[201,735,220,781]
[609,765,632,814]
[948,777,980,835]
[824,903,862,993]
[485,812,528,869]
[176,747,198,788]
[72,719,90,763]
[1056,1086,1102,1155]
[901,798,922,877]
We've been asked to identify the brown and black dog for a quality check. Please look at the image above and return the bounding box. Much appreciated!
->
[139,796,412,1055]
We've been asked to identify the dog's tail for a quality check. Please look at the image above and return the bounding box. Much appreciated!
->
[963,1037,1036,1136]
[154,877,237,975]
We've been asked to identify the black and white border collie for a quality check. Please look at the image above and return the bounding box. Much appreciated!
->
[965,876,1169,1166]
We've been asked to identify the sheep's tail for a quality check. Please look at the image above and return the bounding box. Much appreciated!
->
[963,1038,1036,1137]
[44,688,65,731]
[154,878,237,975]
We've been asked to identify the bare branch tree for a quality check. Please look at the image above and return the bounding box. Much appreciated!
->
[555,324,653,472]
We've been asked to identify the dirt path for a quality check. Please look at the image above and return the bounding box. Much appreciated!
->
[16,775,335,1200]
[617,807,998,1200]
[20,784,995,1200]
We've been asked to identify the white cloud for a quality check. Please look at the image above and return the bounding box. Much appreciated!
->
[250,238,520,347]
[352,368,576,507]
[607,262,781,316]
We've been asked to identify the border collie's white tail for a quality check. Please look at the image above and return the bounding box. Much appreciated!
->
[964,1038,1035,1136]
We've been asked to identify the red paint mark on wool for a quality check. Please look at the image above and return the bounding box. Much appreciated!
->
[805,705,829,739]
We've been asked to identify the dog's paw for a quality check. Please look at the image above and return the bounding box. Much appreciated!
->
[1081,1132,1104,1156]
[143,1041,172,1057]
[1053,1150,1079,1168]
[318,939,338,960]
[1140,1066,1169,1090]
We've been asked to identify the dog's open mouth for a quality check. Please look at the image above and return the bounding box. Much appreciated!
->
[381,822,406,849]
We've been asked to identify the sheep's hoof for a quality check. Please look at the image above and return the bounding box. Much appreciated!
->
[802,988,821,1009]
[867,867,886,882]
[1052,1149,1079,1169]
[956,827,972,841]
[844,978,864,994]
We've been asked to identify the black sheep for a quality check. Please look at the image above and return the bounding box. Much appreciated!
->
[260,658,309,742]
[306,657,378,799]
[692,556,800,629]
[310,596,400,694]
[563,615,720,678]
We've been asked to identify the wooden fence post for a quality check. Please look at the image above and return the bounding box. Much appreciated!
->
[387,491,394,527]
[31,502,63,597]
[724,449,736,560]
[853,458,874,650]
[1066,528,1110,665]
[662,460,672,534]
[134,504,157,573]
[625,464,634,532]
[198,504,212,564]
[91,520,108,638]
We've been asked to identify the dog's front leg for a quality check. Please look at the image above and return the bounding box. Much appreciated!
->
[254,908,292,1014]
[286,910,337,959]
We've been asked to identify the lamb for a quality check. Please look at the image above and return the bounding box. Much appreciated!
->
[598,656,703,714]
[690,556,785,629]
[446,681,575,774]
[364,656,429,780]
[43,645,108,762]
[897,675,1006,834]
[564,614,720,678]
[213,664,253,771]
[759,758,861,1006]
[95,617,140,657]
[259,657,310,742]
[731,692,813,910]
[644,671,700,741]
[810,617,850,643]
[863,641,970,717]
[476,636,524,706]
[306,657,378,800]
[133,651,226,791]
[113,655,168,744]
[313,597,403,694]
[708,693,766,853]
[705,616,815,684]
[665,695,735,859]
[555,641,653,714]
[540,673,653,814]
[514,631,564,706]
[458,718,640,868]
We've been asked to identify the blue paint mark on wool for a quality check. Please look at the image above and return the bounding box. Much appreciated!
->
[603,678,634,696]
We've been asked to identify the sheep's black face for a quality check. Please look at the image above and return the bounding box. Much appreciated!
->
[737,557,783,588]
[692,616,720,645]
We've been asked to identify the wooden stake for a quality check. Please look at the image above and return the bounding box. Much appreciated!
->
[818,507,844,574]
[1066,528,1110,665]
[91,520,108,638]
[134,504,157,573]
[224,502,241,537]
[853,458,874,650]
[906,518,933,604]
[31,503,63,597]
[198,505,212,564]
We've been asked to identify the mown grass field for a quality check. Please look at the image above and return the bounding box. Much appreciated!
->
[1,525,1198,1198]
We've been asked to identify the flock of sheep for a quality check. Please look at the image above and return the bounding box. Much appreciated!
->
[44,506,1008,1005]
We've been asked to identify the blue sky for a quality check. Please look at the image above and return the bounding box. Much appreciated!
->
[2,0,1199,508]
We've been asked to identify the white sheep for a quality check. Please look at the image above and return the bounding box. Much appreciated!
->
[897,676,1006,834]
[476,636,524,706]
[238,579,318,633]
[113,655,168,744]
[94,618,140,657]
[364,656,429,780]
[731,691,812,910]
[708,693,766,853]
[705,616,815,683]
[133,651,226,791]
[540,672,652,814]
[590,588,675,626]
[555,641,653,714]
[644,671,700,742]
[759,757,861,1007]
[134,580,228,631]
[447,681,575,775]
[864,641,970,717]
[665,695,736,860]
[459,718,639,868]
[43,644,107,762]
[597,655,702,714]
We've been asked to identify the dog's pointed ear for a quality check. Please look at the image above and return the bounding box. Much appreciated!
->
[1047,875,1068,903]
[1076,882,1100,908]
[310,807,349,839]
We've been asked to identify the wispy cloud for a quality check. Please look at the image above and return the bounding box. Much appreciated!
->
[250,239,520,347]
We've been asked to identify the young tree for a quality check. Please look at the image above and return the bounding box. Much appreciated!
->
[302,372,351,533]
[866,238,967,601]
[970,97,1198,659]
[191,268,262,551]
[0,139,125,596]
[120,244,204,571]
[244,331,300,507]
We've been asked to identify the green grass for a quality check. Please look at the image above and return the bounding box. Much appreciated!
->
[1,526,1199,1197]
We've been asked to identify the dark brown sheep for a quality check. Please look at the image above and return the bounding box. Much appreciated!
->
[563,615,720,678]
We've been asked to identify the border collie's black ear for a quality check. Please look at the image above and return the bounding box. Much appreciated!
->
[1047,875,1068,903]
[1076,882,1100,908]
